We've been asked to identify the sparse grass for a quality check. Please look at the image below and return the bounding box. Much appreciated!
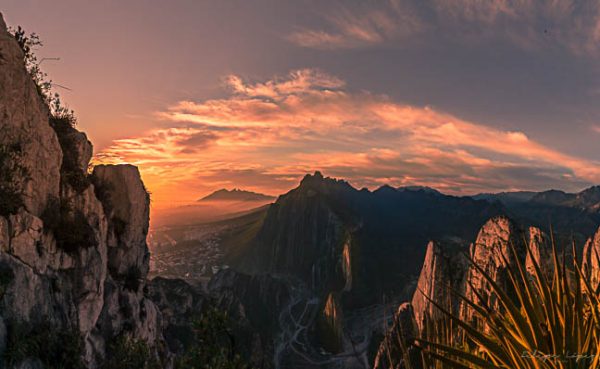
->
[391,235,600,369]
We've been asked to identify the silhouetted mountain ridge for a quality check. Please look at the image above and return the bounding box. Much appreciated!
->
[232,172,504,307]
[198,188,275,202]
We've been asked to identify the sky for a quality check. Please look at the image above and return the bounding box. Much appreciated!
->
[4,0,600,210]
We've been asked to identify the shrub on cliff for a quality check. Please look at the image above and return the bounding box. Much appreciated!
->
[50,112,91,193]
[175,308,251,369]
[3,321,84,369]
[10,26,74,122]
[10,26,90,194]
[102,335,161,369]
[0,143,27,216]
[41,196,97,253]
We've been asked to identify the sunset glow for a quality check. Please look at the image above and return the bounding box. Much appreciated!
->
[5,0,600,213]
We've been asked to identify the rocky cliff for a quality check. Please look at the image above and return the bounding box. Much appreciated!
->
[410,241,467,332]
[147,270,292,369]
[582,226,600,287]
[373,216,555,368]
[0,13,165,368]
[231,172,503,368]
[459,216,525,324]
[372,303,420,369]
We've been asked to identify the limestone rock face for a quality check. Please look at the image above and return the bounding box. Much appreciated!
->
[90,165,163,364]
[92,164,150,278]
[244,172,366,296]
[373,303,421,369]
[65,128,93,172]
[0,14,62,216]
[525,226,551,277]
[411,241,467,331]
[582,226,600,288]
[208,269,292,368]
[0,13,166,368]
[459,216,526,323]
[147,277,208,354]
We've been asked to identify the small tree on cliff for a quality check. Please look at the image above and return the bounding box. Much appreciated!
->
[9,26,76,126]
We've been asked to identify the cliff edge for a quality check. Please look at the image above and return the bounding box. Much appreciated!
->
[0,13,166,368]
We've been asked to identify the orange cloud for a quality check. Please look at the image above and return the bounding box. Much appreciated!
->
[96,68,600,209]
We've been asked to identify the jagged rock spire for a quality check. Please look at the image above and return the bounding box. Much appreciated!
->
[582,226,600,288]
[411,241,466,332]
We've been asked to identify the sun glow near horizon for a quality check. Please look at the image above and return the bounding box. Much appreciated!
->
[94,68,600,212]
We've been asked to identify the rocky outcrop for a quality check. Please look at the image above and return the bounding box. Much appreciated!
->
[459,216,526,324]
[208,269,291,337]
[208,269,292,369]
[317,292,345,354]
[582,226,600,288]
[374,218,554,368]
[411,241,467,332]
[146,277,208,355]
[373,303,421,369]
[86,165,163,365]
[0,13,166,369]
[92,164,150,278]
[251,172,351,292]
[526,226,552,277]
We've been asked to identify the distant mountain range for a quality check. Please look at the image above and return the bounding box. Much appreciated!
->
[473,186,600,210]
[198,188,276,202]
[472,186,600,236]
[229,173,600,303]
[153,172,600,368]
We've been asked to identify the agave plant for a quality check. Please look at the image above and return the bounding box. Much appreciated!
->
[404,234,600,369]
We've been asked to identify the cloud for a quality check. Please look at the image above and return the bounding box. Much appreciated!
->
[286,0,600,55]
[287,0,424,49]
[96,68,600,208]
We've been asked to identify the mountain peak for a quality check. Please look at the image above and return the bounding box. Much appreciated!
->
[397,185,441,195]
[300,171,324,184]
[198,188,275,202]
[373,184,396,194]
[297,171,354,195]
